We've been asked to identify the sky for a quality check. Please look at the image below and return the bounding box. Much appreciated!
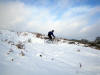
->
[0,0,100,40]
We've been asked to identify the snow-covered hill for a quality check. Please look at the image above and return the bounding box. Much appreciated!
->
[0,30,100,75]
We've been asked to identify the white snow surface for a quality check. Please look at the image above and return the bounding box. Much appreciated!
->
[0,30,100,75]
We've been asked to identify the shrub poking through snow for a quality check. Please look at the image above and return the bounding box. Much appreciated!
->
[36,33,42,38]
[7,49,13,55]
[51,58,54,61]
[5,39,8,42]
[17,32,21,36]
[20,51,25,56]
[44,36,49,39]
[68,41,75,44]
[9,49,13,52]
[77,49,80,52]
[23,32,28,36]
[11,58,14,61]
[8,41,14,44]
[28,39,32,43]
[80,63,82,68]
[16,43,24,49]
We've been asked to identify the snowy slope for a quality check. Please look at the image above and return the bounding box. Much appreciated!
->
[0,30,100,75]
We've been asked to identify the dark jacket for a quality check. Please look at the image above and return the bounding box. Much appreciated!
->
[48,31,55,37]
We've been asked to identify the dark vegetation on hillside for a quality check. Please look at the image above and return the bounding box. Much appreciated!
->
[28,32,100,50]
[70,37,100,50]
[35,32,100,50]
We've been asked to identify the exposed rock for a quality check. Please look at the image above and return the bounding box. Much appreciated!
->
[40,54,42,57]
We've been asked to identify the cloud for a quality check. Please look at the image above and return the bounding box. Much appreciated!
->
[53,6,100,40]
[0,2,30,29]
[0,2,56,31]
[0,1,100,40]
[80,20,100,40]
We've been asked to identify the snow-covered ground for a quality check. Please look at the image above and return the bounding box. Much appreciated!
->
[0,30,100,75]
